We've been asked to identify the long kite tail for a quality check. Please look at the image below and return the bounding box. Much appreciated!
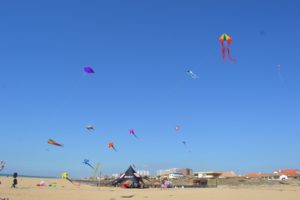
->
[227,43,235,62]
[87,163,95,169]
[66,177,73,183]
[68,178,80,186]
[221,42,226,61]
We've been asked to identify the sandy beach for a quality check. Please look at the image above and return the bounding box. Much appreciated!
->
[1,177,300,200]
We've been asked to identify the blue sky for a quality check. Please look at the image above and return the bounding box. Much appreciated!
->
[0,0,299,178]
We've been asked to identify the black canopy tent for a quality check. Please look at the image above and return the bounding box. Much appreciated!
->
[112,166,144,188]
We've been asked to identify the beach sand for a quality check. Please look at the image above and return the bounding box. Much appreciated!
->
[1,177,300,200]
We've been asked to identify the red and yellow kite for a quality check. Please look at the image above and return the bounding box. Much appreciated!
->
[219,33,235,61]
[48,139,63,147]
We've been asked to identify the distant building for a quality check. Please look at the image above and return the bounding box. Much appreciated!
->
[244,169,300,180]
[219,171,237,178]
[169,173,185,179]
[194,171,237,178]
[244,173,261,179]
[193,171,222,179]
[244,172,288,181]
[137,170,150,177]
[274,169,300,178]
[112,173,120,178]
[267,174,288,181]
[176,168,193,176]
[157,168,193,176]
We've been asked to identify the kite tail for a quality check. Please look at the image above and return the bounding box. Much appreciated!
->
[88,164,95,169]
[191,73,198,79]
[221,42,226,61]
[66,177,73,183]
[227,43,235,62]
[68,178,80,186]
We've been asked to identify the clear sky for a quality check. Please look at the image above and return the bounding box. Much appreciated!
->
[0,0,299,178]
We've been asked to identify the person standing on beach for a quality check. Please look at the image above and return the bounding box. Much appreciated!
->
[11,172,18,188]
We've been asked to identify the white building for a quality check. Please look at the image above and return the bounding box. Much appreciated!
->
[137,170,150,176]
[193,171,222,179]
[157,168,192,176]
[157,168,177,176]
[169,173,185,179]
[112,173,120,178]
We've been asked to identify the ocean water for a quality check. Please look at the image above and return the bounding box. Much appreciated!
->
[0,174,57,179]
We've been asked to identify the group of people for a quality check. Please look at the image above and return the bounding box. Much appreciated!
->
[161,179,172,188]
[119,180,143,188]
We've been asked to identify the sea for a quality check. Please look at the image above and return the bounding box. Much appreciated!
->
[0,173,57,179]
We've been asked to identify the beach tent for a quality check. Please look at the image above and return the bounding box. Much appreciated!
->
[36,180,46,186]
[111,166,144,188]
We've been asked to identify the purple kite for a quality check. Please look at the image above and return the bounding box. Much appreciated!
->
[129,129,138,138]
[84,66,95,74]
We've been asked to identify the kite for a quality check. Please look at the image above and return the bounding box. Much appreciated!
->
[186,70,198,79]
[129,129,138,138]
[86,125,94,131]
[182,141,191,152]
[108,142,117,151]
[61,172,72,183]
[0,161,5,172]
[84,66,95,74]
[83,159,94,169]
[175,125,180,132]
[219,33,235,61]
[48,139,63,147]
[61,172,80,186]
